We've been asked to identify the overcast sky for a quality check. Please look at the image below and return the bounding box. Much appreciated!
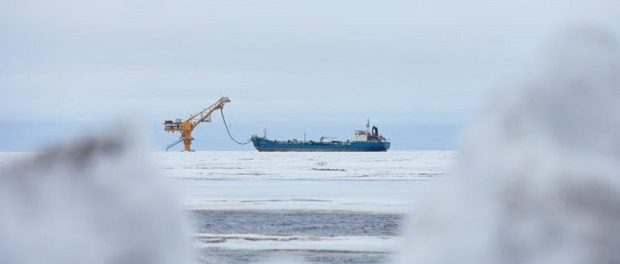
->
[1,0,618,150]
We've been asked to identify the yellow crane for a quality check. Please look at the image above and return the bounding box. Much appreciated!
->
[164,97,231,151]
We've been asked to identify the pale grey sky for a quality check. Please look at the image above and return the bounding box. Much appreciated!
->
[0,0,618,150]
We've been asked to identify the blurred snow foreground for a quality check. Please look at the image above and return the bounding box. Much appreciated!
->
[0,129,193,264]
[399,27,620,263]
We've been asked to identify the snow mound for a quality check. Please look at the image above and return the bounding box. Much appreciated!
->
[399,26,620,264]
[0,127,193,264]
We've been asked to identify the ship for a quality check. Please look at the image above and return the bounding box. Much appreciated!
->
[251,121,390,152]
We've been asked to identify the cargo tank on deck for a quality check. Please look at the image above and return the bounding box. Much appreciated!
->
[251,122,390,152]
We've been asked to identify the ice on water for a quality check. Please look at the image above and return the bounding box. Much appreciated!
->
[162,151,452,261]
[160,151,453,213]
[158,151,451,181]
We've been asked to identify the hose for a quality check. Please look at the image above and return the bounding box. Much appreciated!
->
[220,108,251,145]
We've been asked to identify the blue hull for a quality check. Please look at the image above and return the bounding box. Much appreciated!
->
[251,137,390,152]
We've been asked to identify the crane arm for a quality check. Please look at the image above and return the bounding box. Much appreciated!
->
[163,96,232,151]
[184,96,231,129]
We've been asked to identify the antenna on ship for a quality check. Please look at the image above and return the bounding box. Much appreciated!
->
[366,118,370,132]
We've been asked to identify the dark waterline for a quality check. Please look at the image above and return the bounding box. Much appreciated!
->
[190,210,402,236]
